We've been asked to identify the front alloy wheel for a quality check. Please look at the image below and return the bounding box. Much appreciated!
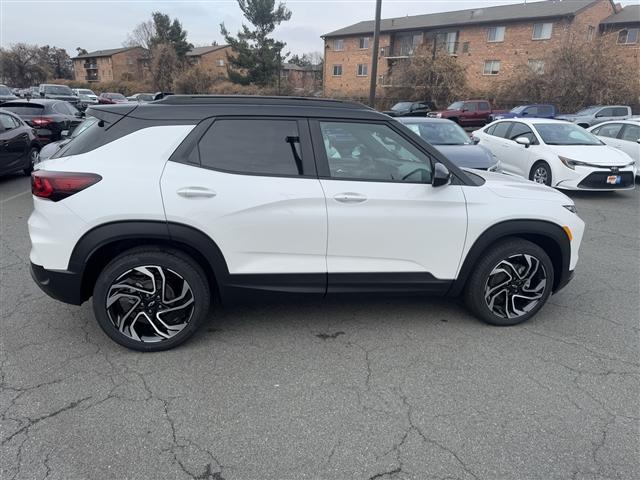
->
[93,248,210,351]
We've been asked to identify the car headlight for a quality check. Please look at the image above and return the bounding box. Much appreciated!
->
[558,156,590,170]
[563,204,578,214]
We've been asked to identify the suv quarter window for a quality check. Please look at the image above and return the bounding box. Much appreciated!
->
[197,118,312,177]
[492,121,511,138]
[315,120,433,184]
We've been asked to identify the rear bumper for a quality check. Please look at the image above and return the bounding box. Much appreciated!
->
[30,262,84,305]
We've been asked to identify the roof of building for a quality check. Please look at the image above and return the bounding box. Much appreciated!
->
[282,63,323,72]
[73,47,142,59]
[601,4,640,25]
[186,45,229,57]
[323,0,601,37]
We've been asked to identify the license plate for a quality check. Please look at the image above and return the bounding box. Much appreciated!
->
[606,175,621,185]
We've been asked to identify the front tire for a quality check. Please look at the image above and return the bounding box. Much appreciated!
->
[92,247,210,351]
[530,161,552,186]
[464,238,554,326]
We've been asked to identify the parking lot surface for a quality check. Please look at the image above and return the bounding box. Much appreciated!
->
[1,173,638,480]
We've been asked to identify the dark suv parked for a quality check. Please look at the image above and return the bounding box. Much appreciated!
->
[0,109,40,176]
[2,99,84,144]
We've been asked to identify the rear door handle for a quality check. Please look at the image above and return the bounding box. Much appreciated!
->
[334,192,367,204]
[176,187,217,198]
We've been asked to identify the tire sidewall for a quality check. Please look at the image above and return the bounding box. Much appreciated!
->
[530,161,552,186]
[465,239,554,326]
[92,249,210,351]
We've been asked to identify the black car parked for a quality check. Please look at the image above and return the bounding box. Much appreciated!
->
[1,99,84,144]
[0,109,40,177]
[383,101,436,117]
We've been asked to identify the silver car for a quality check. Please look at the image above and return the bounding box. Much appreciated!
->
[556,105,631,128]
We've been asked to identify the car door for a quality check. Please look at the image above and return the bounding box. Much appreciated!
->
[591,122,625,150]
[311,119,467,291]
[483,121,515,173]
[0,113,29,175]
[618,123,640,163]
[477,101,491,125]
[459,102,478,126]
[503,122,537,178]
[161,117,328,293]
[593,107,615,125]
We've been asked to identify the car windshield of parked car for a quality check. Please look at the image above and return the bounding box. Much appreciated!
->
[0,85,13,95]
[534,123,604,146]
[447,101,464,110]
[108,93,126,100]
[45,85,73,95]
[78,89,95,95]
[510,106,527,113]
[2,103,45,115]
[404,121,472,145]
[574,106,600,116]
[391,102,413,112]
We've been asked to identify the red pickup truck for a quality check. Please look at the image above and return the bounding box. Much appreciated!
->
[427,100,508,127]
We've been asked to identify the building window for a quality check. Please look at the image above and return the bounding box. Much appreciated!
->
[216,59,224,67]
[436,31,458,54]
[587,25,595,41]
[332,64,342,76]
[359,37,370,49]
[618,28,639,44]
[532,22,553,40]
[462,42,470,53]
[487,26,505,42]
[334,39,344,51]
[528,59,545,74]
[127,57,133,65]
[483,60,501,75]
[356,64,368,76]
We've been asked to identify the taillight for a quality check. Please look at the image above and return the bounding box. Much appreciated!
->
[31,117,54,127]
[31,171,102,201]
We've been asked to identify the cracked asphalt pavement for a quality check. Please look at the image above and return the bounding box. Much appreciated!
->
[1,174,638,480]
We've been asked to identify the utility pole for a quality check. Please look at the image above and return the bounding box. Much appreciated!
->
[368,0,382,108]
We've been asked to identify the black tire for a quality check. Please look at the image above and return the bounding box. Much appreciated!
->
[92,247,210,351]
[23,146,39,175]
[529,161,552,186]
[464,238,554,326]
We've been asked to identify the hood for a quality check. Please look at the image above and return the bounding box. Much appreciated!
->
[45,94,77,102]
[434,144,495,169]
[551,145,632,166]
[469,170,571,202]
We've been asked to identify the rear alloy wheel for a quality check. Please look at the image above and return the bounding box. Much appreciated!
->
[93,248,210,351]
[23,147,39,175]
[530,162,552,186]
[464,238,554,326]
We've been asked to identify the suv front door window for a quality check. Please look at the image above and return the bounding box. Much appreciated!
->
[314,120,467,283]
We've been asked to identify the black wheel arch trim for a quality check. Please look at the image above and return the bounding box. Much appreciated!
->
[448,219,571,297]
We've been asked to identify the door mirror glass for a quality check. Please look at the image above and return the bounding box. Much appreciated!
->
[432,162,451,187]
[515,136,531,147]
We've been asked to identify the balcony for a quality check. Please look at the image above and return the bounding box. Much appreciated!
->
[83,63,98,70]
[85,74,99,82]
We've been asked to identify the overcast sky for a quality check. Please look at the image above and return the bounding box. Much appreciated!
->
[1,0,636,57]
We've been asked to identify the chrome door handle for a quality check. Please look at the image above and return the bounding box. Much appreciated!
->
[334,192,367,204]
[176,187,217,198]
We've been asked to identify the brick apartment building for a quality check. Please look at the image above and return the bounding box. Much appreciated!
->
[72,47,148,83]
[322,0,639,99]
[186,45,233,80]
[280,63,323,91]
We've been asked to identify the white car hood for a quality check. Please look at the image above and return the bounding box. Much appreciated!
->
[550,145,632,166]
[468,170,571,202]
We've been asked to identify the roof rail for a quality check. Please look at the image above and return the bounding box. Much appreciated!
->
[153,94,371,110]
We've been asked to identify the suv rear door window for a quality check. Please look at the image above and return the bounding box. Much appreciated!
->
[492,122,511,138]
[198,119,303,176]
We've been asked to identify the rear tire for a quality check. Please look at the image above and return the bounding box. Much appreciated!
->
[92,247,210,351]
[464,238,554,326]
[23,147,39,175]
[530,161,552,186]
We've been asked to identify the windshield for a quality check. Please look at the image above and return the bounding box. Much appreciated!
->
[71,117,98,138]
[391,102,413,112]
[107,93,126,100]
[0,85,13,95]
[45,85,73,95]
[404,121,472,145]
[534,123,604,145]
[574,106,600,116]
[510,106,526,113]
[447,101,464,110]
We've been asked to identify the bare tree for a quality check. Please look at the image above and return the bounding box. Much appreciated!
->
[0,44,48,86]
[124,20,155,50]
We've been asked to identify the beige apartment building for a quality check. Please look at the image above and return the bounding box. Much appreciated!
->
[322,0,639,99]
[72,47,148,83]
[186,45,233,80]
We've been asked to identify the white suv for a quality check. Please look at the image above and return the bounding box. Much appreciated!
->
[29,96,585,351]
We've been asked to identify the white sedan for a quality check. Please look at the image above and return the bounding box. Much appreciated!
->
[587,120,640,178]
[473,118,636,191]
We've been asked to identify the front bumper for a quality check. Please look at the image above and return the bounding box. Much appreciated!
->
[31,262,84,305]
[555,166,636,191]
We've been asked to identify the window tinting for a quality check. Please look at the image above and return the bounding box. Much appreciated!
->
[537,105,553,116]
[508,123,537,143]
[484,124,497,135]
[492,122,511,138]
[198,119,302,176]
[320,121,432,183]
[620,124,640,142]
[596,123,623,138]
[613,107,628,116]
[2,104,45,116]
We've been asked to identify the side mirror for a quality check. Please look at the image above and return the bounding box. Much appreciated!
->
[636,139,640,144]
[472,137,480,145]
[432,162,451,187]
[61,130,70,138]
[515,136,531,148]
